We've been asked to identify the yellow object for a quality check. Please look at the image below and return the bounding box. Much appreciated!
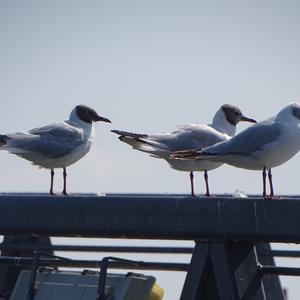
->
[148,283,164,300]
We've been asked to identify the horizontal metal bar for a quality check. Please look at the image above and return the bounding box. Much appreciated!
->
[0,244,194,254]
[260,265,300,276]
[7,243,299,257]
[259,250,300,258]
[0,256,188,272]
[1,194,300,242]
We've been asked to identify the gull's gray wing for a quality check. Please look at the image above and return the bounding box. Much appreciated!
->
[204,121,281,156]
[149,125,228,151]
[7,122,84,158]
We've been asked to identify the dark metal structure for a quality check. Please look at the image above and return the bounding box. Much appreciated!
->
[0,194,299,242]
[0,194,299,299]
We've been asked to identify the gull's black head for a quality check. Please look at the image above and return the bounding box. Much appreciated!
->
[75,105,111,124]
[221,104,257,125]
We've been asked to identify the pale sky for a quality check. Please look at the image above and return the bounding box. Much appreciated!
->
[1,1,300,299]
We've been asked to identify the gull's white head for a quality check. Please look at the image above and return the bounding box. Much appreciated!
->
[212,104,257,136]
[276,102,300,124]
[69,105,111,125]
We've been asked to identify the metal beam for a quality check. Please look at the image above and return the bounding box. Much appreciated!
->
[180,243,210,300]
[0,244,194,254]
[0,256,188,271]
[260,250,300,258]
[0,194,300,242]
[210,242,240,300]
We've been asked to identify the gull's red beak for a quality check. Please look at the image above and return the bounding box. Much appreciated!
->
[94,115,111,123]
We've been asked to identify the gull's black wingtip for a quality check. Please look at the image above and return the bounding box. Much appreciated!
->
[111,129,121,135]
[111,130,148,139]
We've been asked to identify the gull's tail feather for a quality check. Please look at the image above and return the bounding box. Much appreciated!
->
[111,129,148,140]
[0,135,10,146]
[170,149,201,159]
[111,129,171,156]
[111,129,149,149]
[170,149,218,160]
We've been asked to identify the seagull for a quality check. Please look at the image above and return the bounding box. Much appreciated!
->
[111,104,256,196]
[0,105,111,195]
[172,103,300,198]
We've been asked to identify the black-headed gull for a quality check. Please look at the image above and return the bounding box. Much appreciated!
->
[0,105,111,195]
[111,104,256,196]
[172,103,300,198]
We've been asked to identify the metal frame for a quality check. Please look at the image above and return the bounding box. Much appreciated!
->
[97,256,147,300]
[0,194,299,242]
[0,256,188,272]
[1,194,300,299]
[18,252,154,300]
[180,241,266,300]
[26,252,71,300]
[0,244,194,254]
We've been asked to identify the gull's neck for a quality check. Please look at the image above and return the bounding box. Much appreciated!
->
[68,110,94,136]
[211,108,236,137]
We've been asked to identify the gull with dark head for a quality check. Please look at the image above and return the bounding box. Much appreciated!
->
[172,103,300,198]
[112,104,256,196]
[0,105,111,195]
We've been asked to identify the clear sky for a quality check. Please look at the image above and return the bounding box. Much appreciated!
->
[1,1,300,299]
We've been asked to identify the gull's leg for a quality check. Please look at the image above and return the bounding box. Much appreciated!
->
[268,169,274,198]
[204,170,210,196]
[62,167,68,195]
[190,172,195,196]
[262,167,267,198]
[50,169,55,195]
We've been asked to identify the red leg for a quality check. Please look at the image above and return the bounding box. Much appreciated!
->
[190,172,195,197]
[50,169,55,195]
[62,167,68,195]
[204,170,210,196]
[268,169,274,198]
[262,167,267,198]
